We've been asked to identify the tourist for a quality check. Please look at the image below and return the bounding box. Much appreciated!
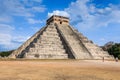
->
[115,57,118,62]
[102,57,104,62]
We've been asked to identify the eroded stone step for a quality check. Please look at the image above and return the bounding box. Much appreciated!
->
[34,44,64,48]
[29,48,65,52]
[38,38,61,42]
[43,32,59,36]
[25,53,68,59]
[37,41,62,44]
[40,35,60,39]
[29,47,65,51]
[27,50,66,54]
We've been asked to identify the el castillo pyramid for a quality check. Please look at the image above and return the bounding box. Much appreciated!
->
[10,15,112,59]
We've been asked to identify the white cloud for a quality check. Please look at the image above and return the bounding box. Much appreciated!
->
[48,10,70,18]
[0,0,46,51]
[0,24,29,51]
[0,0,46,17]
[0,0,31,17]
[64,0,120,30]
[30,26,41,32]
[12,36,30,43]
[32,6,46,12]
[0,24,14,50]
[0,24,14,33]
[27,18,43,24]
[0,33,12,45]
[0,34,29,51]
[0,16,13,23]
[22,0,42,5]
[33,0,42,2]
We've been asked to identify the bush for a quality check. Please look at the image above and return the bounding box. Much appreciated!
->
[107,43,120,59]
[0,50,14,57]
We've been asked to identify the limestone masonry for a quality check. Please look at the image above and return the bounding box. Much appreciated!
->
[10,15,113,59]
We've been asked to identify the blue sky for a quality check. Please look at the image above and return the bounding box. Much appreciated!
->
[0,0,120,51]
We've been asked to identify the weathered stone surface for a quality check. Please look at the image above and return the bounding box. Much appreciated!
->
[9,15,113,59]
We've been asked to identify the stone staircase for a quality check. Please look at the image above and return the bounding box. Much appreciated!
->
[72,27,113,59]
[9,27,46,58]
[56,24,92,59]
[17,23,68,59]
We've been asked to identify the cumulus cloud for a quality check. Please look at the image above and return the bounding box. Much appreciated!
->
[47,0,120,45]
[0,0,46,17]
[64,0,120,30]
[0,24,14,50]
[47,0,120,30]
[0,0,30,17]
[0,24,30,51]
[48,10,70,17]
[0,0,46,51]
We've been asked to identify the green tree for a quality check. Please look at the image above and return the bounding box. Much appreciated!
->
[107,43,120,59]
[0,50,14,57]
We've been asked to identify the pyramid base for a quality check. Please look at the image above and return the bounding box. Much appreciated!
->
[24,54,68,59]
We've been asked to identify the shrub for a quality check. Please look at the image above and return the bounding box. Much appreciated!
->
[0,50,14,57]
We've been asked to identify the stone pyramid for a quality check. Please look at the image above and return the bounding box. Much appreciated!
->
[10,15,112,59]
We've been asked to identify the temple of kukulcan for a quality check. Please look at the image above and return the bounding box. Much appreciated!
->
[10,15,112,59]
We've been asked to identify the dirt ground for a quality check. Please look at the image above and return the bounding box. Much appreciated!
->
[0,60,120,80]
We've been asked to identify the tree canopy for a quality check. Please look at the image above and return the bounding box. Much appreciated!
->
[0,50,14,57]
[107,43,120,59]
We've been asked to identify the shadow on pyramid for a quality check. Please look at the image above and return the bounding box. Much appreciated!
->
[9,15,113,59]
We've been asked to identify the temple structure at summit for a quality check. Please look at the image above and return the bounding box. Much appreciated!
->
[10,15,112,59]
